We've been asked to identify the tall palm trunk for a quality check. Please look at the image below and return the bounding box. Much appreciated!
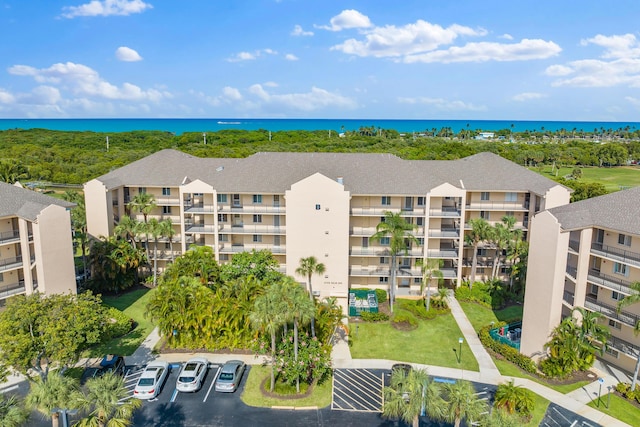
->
[470,242,479,287]
[307,272,316,338]
[389,253,397,313]
[270,328,276,392]
[294,317,300,393]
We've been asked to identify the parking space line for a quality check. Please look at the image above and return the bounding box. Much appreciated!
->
[203,366,221,403]
[332,369,383,413]
[169,388,179,403]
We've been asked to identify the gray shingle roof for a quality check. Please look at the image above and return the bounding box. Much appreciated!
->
[0,182,74,221]
[93,149,564,196]
[549,186,640,235]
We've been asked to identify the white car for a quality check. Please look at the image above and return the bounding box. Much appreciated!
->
[134,360,169,400]
[176,357,209,392]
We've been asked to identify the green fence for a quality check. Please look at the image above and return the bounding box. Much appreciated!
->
[489,321,522,350]
[348,290,379,317]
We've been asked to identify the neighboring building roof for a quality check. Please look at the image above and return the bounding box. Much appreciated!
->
[548,185,640,235]
[0,182,74,221]
[92,149,564,196]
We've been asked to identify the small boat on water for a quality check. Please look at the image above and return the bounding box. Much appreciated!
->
[217,121,241,125]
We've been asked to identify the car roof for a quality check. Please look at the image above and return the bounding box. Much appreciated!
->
[221,360,243,373]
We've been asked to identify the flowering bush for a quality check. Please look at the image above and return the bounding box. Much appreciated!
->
[274,331,332,387]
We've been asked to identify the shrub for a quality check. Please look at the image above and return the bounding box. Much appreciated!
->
[103,306,134,340]
[615,382,640,402]
[360,312,389,322]
[478,323,536,374]
[391,310,418,328]
[375,288,387,303]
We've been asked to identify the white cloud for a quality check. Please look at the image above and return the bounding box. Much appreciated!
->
[115,46,143,62]
[61,0,152,18]
[0,88,15,104]
[285,53,299,61]
[545,64,573,76]
[263,81,278,88]
[397,96,486,111]
[8,61,169,101]
[581,33,640,59]
[500,34,514,40]
[227,49,277,62]
[332,20,486,58]
[29,85,62,104]
[318,9,372,31]
[291,25,313,37]
[402,39,561,63]
[512,92,546,102]
[222,86,242,101]
[625,96,640,107]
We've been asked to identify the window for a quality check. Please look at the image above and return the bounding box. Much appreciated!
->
[219,254,229,261]
[381,196,391,206]
[414,277,422,283]
[162,206,172,214]
[612,291,623,301]
[417,237,424,246]
[218,234,228,242]
[416,217,424,226]
[253,235,262,243]
[217,194,227,203]
[380,257,388,264]
[417,197,426,206]
[477,248,488,256]
[480,211,490,220]
[253,215,262,223]
[380,237,390,246]
[218,214,227,222]
[505,211,515,218]
[480,192,490,201]
[253,195,262,204]
[379,277,389,283]
[505,192,517,202]
[618,233,631,247]
[380,216,386,223]
[589,284,599,297]
[162,187,171,196]
[605,347,619,358]
[0,273,3,283]
[608,319,622,330]
[232,194,241,206]
[315,204,321,210]
[138,187,146,194]
[613,262,629,277]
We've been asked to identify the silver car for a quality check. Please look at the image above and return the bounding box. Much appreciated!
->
[215,360,246,393]
[176,357,209,392]
[134,360,169,400]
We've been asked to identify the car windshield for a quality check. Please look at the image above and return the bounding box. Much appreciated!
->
[138,378,155,386]
[219,372,234,380]
[179,376,195,383]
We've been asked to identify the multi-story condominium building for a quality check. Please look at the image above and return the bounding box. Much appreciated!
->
[85,149,569,308]
[521,186,640,379]
[0,182,76,306]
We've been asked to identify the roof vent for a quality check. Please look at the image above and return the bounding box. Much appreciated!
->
[337,177,344,185]
[216,166,224,172]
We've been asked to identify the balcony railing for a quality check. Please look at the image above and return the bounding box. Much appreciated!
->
[0,256,23,272]
[0,230,20,244]
[429,207,461,217]
[218,244,286,254]
[465,202,528,211]
[219,224,285,235]
[591,242,640,268]
[426,248,459,259]
[428,228,460,238]
[349,247,423,257]
[185,224,217,233]
[607,335,640,358]
[155,197,181,206]
[568,240,580,252]
[563,290,575,305]
[587,269,633,295]
[584,296,639,328]
[0,281,26,299]
[349,267,422,277]
[184,204,215,213]
[218,205,286,214]
[565,266,578,280]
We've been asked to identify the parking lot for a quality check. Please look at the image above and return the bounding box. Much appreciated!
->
[332,368,385,412]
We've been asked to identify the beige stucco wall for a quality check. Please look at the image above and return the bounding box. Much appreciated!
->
[84,179,112,240]
[285,173,350,299]
[542,185,572,210]
[520,210,569,359]
[32,205,76,295]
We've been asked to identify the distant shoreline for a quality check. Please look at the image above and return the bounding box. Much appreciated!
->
[1,118,639,135]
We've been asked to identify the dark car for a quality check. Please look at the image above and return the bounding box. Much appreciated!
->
[95,355,126,377]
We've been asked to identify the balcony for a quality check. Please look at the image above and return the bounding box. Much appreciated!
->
[429,207,461,218]
[607,335,640,358]
[584,296,640,328]
[150,250,183,260]
[568,240,580,253]
[591,242,640,268]
[184,203,215,213]
[465,201,528,211]
[565,266,578,280]
[0,256,23,272]
[218,205,286,214]
[428,228,460,238]
[219,224,285,235]
[563,290,575,306]
[155,197,181,206]
[349,267,422,277]
[426,248,459,259]
[350,247,423,257]
[218,243,286,254]
[0,281,26,299]
[587,269,633,295]
[184,223,217,233]
[0,230,20,244]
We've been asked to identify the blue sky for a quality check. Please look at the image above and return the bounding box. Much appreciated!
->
[1,0,640,120]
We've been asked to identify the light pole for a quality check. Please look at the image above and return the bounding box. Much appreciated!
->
[458,337,464,364]
[597,377,604,407]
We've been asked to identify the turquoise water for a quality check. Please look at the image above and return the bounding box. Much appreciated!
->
[0,118,638,135]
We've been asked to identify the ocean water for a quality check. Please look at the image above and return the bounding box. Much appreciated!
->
[0,118,638,135]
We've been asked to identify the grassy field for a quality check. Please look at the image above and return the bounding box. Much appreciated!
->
[535,165,640,191]
[349,313,480,371]
[524,392,551,427]
[86,287,157,357]
[458,301,523,332]
[241,365,333,408]
[587,393,640,426]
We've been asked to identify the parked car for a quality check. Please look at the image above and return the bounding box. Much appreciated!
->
[176,357,209,392]
[134,360,169,400]
[215,360,246,393]
[95,354,126,377]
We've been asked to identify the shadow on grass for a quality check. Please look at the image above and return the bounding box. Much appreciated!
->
[86,328,146,358]
[101,287,150,312]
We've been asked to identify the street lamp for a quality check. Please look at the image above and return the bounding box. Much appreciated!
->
[458,337,464,364]
[597,377,604,407]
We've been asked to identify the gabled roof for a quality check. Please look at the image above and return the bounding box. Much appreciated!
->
[93,149,564,196]
[0,182,74,221]
[548,186,640,235]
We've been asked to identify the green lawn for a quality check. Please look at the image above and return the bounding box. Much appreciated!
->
[587,393,640,426]
[349,314,480,371]
[86,287,157,357]
[492,357,591,394]
[536,165,640,192]
[458,301,523,332]
[241,365,333,408]
[525,392,551,427]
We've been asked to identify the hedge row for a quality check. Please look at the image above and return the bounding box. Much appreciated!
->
[615,382,640,404]
[478,322,537,374]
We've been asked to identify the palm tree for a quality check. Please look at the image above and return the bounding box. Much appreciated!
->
[249,282,287,392]
[113,216,141,251]
[494,380,534,416]
[127,192,157,260]
[480,408,522,427]
[371,211,419,313]
[146,218,163,287]
[0,394,29,427]
[74,371,141,427]
[383,367,446,427]
[490,216,516,279]
[295,256,326,338]
[0,160,28,184]
[421,258,444,312]
[618,282,640,389]
[443,380,488,427]
[159,218,176,262]
[26,372,81,427]
[62,191,89,281]
[466,218,490,286]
